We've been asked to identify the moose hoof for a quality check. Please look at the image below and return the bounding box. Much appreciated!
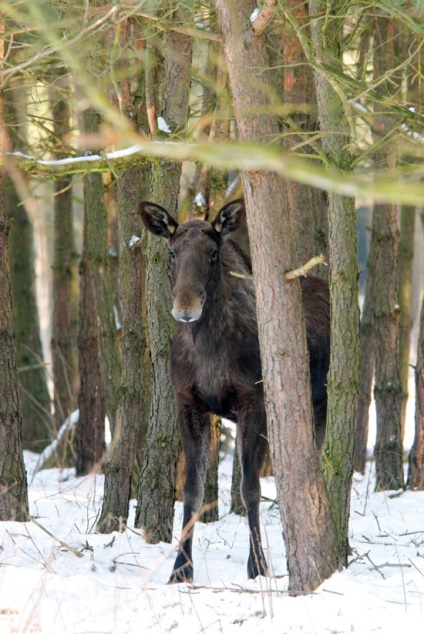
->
[168,558,193,584]
[247,554,268,579]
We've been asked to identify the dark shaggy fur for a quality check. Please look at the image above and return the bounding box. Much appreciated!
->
[139,199,330,583]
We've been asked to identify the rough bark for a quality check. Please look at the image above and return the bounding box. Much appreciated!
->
[283,0,327,271]
[371,16,404,491]
[76,232,106,474]
[230,432,245,516]
[51,96,79,436]
[203,414,221,523]
[8,182,52,451]
[216,0,340,594]
[76,111,121,475]
[135,19,192,543]
[398,206,416,440]
[0,26,29,520]
[97,17,151,532]
[309,0,360,561]
[97,166,150,532]
[192,43,231,219]
[408,296,424,489]
[354,237,376,473]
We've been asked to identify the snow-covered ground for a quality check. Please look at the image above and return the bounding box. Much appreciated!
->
[1,418,423,634]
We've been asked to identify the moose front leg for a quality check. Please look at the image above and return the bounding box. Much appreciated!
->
[169,405,211,583]
[238,405,268,579]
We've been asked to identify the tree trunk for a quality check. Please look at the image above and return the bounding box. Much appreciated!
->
[408,296,424,489]
[398,206,416,440]
[203,414,221,523]
[371,16,404,491]
[5,86,51,452]
[309,0,360,563]
[216,0,340,594]
[76,238,106,475]
[354,237,376,473]
[0,28,29,519]
[283,0,326,270]
[75,111,108,476]
[76,111,121,475]
[230,432,245,516]
[51,96,79,437]
[97,17,151,532]
[97,165,150,531]
[8,182,52,451]
[135,17,192,543]
[192,43,230,219]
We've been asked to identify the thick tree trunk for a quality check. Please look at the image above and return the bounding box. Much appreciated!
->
[5,88,51,452]
[216,0,340,594]
[97,17,150,532]
[0,40,29,520]
[51,96,78,436]
[372,200,403,490]
[398,206,416,440]
[76,106,122,476]
[309,0,360,563]
[371,17,404,491]
[97,165,150,532]
[8,182,52,451]
[97,167,150,533]
[135,20,192,543]
[76,112,107,475]
[76,175,105,473]
[408,296,424,489]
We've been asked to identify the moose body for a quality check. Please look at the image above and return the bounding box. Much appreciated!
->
[140,199,330,583]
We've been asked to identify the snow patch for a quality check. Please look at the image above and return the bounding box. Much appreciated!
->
[128,235,141,248]
[157,116,172,134]
[250,7,260,23]
[194,192,206,207]
[1,403,421,634]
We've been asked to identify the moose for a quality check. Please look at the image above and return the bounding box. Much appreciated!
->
[139,198,330,583]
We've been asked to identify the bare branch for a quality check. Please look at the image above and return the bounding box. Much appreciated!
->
[285,255,327,281]
[251,1,277,37]
[30,517,84,558]
[0,6,118,80]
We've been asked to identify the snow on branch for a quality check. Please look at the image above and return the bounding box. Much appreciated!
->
[251,1,277,37]
[31,409,79,478]
[2,139,424,206]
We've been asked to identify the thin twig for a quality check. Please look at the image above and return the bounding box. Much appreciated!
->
[409,558,424,577]
[30,517,84,558]
[365,552,385,579]
[229,270,253,280]
[0,6,119,79]
[285,255,326,280]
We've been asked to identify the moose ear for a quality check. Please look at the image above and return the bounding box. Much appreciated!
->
[139,201,178,239]
[212,199,245,236]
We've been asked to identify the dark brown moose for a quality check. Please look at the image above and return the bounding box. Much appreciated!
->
[139,198,330,583]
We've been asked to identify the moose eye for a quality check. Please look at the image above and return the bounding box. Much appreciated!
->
[210,249,218,262]
[169,250,176,262]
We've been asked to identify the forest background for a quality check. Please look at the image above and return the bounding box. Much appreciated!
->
[0,0,424,626]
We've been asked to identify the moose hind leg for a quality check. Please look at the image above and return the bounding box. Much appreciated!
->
[238,411,268,579]
[169,407,211,583]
